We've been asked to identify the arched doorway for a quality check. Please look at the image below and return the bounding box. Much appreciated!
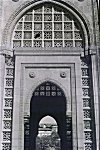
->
[28,81,68,150]
[36,116,61,150]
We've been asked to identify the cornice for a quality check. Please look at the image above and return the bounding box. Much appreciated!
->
[14,47,84,57]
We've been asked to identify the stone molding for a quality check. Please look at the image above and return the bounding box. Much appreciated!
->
[11,60,79,149]
[14,47,84,57]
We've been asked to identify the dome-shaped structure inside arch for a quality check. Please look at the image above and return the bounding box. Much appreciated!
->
[39,115,57,125]
[12,2,84,48]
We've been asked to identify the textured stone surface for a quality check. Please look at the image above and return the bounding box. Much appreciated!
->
[0,1,99,150]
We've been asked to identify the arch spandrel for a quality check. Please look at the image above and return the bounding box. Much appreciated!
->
[1,0,92,54]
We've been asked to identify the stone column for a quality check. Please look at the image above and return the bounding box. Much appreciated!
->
[91,51,99,150]
[0,53,5,149]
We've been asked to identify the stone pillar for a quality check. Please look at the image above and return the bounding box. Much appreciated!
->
[0,53,5,150]
[91,52,99,150]
[24,116,30,150]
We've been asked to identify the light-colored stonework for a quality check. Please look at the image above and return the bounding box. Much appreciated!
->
[0,0,99,150]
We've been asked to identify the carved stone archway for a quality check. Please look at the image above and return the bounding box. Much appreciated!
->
[24,81,72,150]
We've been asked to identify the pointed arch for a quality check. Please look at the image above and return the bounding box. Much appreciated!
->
[32,81,65,97]
[29,80,68,150]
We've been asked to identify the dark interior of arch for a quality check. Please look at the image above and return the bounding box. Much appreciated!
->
[24,81,72,150]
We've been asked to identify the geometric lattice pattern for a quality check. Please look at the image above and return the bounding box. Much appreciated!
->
[3,120,11,129]
[13,3,83,48]
[85,143,92,150]
[33,81,64,97]
[2,143,11,150]
[1,56,14,150]
[81,58,93,150]
[4,110,12,119]
[3,132,11,141]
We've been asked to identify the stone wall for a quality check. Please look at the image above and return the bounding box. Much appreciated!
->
[0,0,99,48]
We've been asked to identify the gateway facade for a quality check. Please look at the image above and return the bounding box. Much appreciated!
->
[0,0,99,150]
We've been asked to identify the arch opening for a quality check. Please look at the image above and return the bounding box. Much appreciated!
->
[24,81,72,150]
[36,116,61,150]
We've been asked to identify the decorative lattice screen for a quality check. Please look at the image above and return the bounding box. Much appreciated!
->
[33,81,64,97]
[2,57,14,150]
[12,4,84,48]
[81,57,94,150]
